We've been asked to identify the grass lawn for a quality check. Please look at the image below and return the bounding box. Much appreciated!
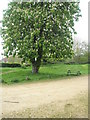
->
[0,63,89,84]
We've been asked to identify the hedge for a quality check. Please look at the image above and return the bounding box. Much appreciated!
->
[0,63,21,67]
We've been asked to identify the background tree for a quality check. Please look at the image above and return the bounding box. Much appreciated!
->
[72,41,88,64]
[1,2,81,73]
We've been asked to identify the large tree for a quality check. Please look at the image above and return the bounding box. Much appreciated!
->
[1,2,81,73]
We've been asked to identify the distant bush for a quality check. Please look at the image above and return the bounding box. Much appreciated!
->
[25,64,31,67]
[42,59,64,65]
[64,55,89,65]
[64,61,76,65]
[21,64,26,69]
[21,63,31,68]
[64,61,89,65]
[0,63,21,67]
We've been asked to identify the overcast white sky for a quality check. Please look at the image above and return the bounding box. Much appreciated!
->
[0,0,89,59]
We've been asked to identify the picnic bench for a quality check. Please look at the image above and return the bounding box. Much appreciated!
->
[67,70,81,76]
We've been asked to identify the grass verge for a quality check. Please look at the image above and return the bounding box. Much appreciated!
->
[0,63,89,84]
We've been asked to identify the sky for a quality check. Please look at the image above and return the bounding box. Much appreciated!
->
[0,0,89,59]
[74,0,88,43]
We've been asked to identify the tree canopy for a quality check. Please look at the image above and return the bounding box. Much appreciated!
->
[1,2,81,73]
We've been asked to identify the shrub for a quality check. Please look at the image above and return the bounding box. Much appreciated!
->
[21,63,26,69]
[1,79,7,83]
[12,79,19,83]
[65,61,76,65]
[21,63,31,68]
[25,64,31,67]
[0,63,21,67]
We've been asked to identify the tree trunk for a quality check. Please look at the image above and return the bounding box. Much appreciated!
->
[32,63,40,74]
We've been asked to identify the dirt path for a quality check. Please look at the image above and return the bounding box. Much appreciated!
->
[1,75,88,118]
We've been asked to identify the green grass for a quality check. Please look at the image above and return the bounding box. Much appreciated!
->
[0,63,89,84]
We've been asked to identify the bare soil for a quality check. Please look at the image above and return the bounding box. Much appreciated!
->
[1,75,88,118]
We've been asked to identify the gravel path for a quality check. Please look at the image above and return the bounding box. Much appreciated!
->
[1,75,88,118]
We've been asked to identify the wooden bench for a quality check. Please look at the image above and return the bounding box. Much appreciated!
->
[67,70,81,76]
